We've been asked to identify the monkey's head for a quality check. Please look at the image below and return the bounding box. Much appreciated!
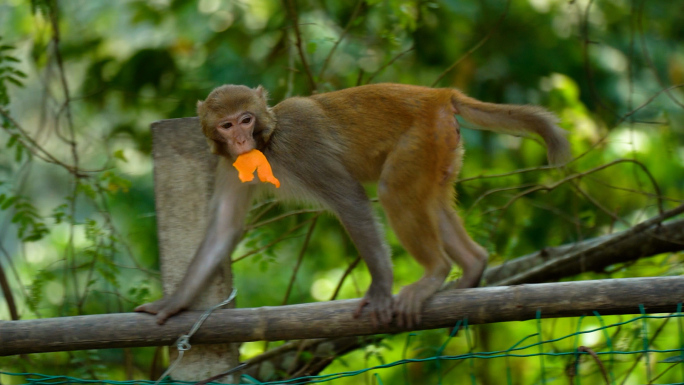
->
[197,85,277,158]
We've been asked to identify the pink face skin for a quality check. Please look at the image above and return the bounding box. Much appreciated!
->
[216,112,257,157]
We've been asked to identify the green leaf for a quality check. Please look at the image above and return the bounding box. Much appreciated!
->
[7,76,24,88]
[306,41,317,55]
[1,196,17,210]
[13,69,27,78]
[6,134,18,148]
[23,232,47,242]
[79,183,96,200]
[15,144,23,162]
[659,355,684,363]
[113,149,127,162]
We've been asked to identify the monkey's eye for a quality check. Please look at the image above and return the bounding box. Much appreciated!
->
[241,116,252,124]
[221,122,233,129]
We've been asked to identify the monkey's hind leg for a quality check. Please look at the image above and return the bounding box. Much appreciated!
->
[378,138,452,328]
[439,203,488,289]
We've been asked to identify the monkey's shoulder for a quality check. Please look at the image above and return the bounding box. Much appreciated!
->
[271,97,332,131]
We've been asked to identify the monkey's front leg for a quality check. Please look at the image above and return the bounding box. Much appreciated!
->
[136,160,254,324]
[135,225,243,324]
[325,184,394,326]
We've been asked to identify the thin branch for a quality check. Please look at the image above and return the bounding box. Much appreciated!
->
[457,163,559,183]
[618,315,671,384]
[577,346,610,384]
[317,0,364,83]
[283,0,316,92]
[431,0,510,87]
[330,256,361,301]
[0,262,19,320]
[46,0,82,315]
[0,108,88,175]
[616,84,684,126]
[636,0,684,109]
[282,216,319,305]
[249,201,278,226]
[584,176,683,204]
[247,208,323,230]
[233,216,317,263]
[465,183,538,217]
[480,159,664,218]
[570,180,629,226]
[365,46,414,84]
[579,0,616,116]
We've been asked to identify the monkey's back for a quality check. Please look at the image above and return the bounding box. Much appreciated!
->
[271,84,459,182]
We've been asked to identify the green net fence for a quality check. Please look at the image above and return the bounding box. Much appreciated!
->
[3,305,684,385]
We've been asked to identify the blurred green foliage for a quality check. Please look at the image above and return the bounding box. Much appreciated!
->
[0,0,683,383]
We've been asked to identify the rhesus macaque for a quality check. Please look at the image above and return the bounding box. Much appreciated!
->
[136,83,571,327]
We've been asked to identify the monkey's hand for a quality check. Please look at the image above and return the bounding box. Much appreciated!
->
[232,149,280,188]
[353,283,393,327]
[135,296,188,325]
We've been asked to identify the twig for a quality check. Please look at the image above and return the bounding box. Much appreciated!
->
[616,84,684,126]
[579,0,616,116]
[584,176,683,204]
[282,215,319,305]
[283,0,316,92]
[495,204,684,286]
[0,108,88,175]
[431,0,510,87]
[233,216,317,263]
[577,346,610,384]
[619,315,671,384]
[365,46,414,84]
[570,180,629,226]
[465,183,538,217]
[0,262,19,320]
[248,200,278,226]
[480,159,665,218]
[636,0,684,109]
[457,164,559,183]
[317,0,364,83]
[259,214,317,373]
[330,256,361,301]
[247,208,323,230]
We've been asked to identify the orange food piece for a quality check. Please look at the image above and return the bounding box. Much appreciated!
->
[232,149,281,188]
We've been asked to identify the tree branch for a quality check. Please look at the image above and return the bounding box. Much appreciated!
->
[486,205,684,286]
[2,276,684,356]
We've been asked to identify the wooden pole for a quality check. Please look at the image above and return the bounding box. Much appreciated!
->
[150,117,238,380]
[2,276,683,356]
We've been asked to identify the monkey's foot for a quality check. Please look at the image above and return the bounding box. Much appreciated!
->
[354,286,393,327]
[135,297,188,325]
[394,282,441,329]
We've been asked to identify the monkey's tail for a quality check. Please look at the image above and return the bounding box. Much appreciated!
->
[451,90,571,165]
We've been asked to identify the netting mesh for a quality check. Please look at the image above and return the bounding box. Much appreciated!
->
[3,306,684,384]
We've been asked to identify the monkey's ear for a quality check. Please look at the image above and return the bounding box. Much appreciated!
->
[206,138,219,155]
[255,85,269,102]
[196,100,204,114]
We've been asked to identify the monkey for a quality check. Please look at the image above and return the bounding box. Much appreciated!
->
[135,83,571,328]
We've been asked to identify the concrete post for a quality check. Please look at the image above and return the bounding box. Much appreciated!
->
[151,117,238,381]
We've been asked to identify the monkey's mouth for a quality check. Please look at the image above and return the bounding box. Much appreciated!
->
[233,145,256,157]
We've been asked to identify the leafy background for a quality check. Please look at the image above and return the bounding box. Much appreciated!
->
[0,0,683,383]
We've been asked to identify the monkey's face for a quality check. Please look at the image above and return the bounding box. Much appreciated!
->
[211,111,258,158]
[198,84,276,158]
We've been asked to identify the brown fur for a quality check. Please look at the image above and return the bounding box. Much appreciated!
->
[137,83,570,327]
